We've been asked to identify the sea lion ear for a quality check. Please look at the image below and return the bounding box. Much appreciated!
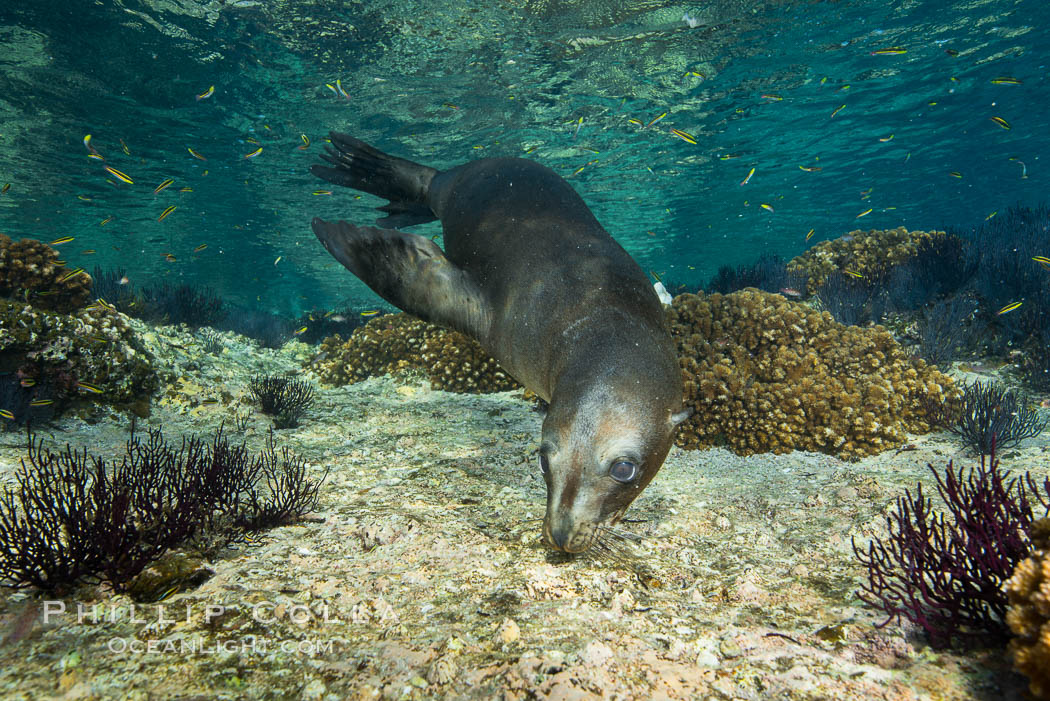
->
[670,407,693,427]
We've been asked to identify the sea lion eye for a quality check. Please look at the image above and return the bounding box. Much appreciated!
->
[539,454,550,475]
[609,459,638,483]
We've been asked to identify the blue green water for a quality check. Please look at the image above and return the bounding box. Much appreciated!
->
[0,0,1046,316]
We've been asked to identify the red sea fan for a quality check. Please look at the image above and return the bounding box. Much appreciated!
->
[852,442,1050,648]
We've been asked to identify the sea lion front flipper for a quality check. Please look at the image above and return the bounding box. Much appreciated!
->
[312,217,490,339]
[311,132,439,229]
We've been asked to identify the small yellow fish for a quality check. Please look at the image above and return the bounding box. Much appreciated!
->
[0,410,13,420]
[29,399,53,407]
[336,79,349,99]
[154,178,174,194]
[81,249,96,254]
[188,147,207,161]
[164,253,177,262]
[1,183,10,194]
[49,236,75,245]
[879,134,894,142]
[949,171,962,178]
[986,211,997,220]
[244,146,263,159]
[805,229,815,241]
[202,398,219,405]
[844,270,864,279]
[871,47,907,55]
[798,165,822,172]
[997,301,1022,315]
[179,187,193,193]
[760,93,783,101]
[360,309,380,317]
[196,85,215,101]
[312,190,332,196]
[293,326,308,335]
[76,381,103,394]
[670,128,697,145]
[760,203,774,212]
[274,256,282,265]
[20,379,35,387]
[1031,255,1050,269]
[83,134,93,150]
[990,116,1011,130]
[645,112,667,128]
[990,77,1022,85]
[298,133,310,150]
[856,208,873,218]
[77,195,92,201]
[158,205,177,221]
[103,166,133,184]
[194,244,208,253]
[60,267,86,282]
[740,167,755,185]
[87,153,105,161]
[119,138,130,155]
[99,216,112,226]
[156,585,181,603]
[830,104,845,118]
[627,118,643,127]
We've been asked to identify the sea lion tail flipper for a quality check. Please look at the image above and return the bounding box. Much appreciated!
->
[311,132,439,229]
[312,218,490,338]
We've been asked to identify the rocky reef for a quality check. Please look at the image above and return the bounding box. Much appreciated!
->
[787,227,946,292]
[667,289,953,459]
[0,299,157,421]
[0,234,92,313]
[1005,517,1050,701]
[313,313,519,394]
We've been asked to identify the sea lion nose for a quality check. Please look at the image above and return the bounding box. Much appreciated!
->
[548,523,571,551]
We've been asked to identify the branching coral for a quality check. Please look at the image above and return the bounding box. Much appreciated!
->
[313,313,520,393]
[787,227,946,293]
[0,426,327,592]
[925,380,1048,455]
[248,375,316,428]
[667,290,953,459]
[1006,516,1050,700]
[853,446,1049,649]
[0,234,92,312]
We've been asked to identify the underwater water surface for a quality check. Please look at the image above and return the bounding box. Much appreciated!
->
[0,0,1047,313]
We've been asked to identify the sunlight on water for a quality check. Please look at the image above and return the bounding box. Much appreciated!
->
[0,0,1046,311]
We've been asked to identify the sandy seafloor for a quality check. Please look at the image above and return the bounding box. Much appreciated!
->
[0,318,1047,700]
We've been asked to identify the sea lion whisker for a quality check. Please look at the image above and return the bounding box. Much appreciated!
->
[588,531,638,566]
[599,525,645,543]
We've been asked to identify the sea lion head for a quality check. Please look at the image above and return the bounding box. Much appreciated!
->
[538,382,689,553]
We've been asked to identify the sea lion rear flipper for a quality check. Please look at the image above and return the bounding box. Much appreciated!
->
[311,132,439,229]
[312,218,490,339]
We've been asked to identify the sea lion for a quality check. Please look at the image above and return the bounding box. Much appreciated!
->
[311,133,688,553]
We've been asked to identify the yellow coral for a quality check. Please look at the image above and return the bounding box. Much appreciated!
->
[313,313,519,394]
[0,234,92,312]
[1005,518,1050,701]
[787,227,945,293]
[667,289,953,459]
